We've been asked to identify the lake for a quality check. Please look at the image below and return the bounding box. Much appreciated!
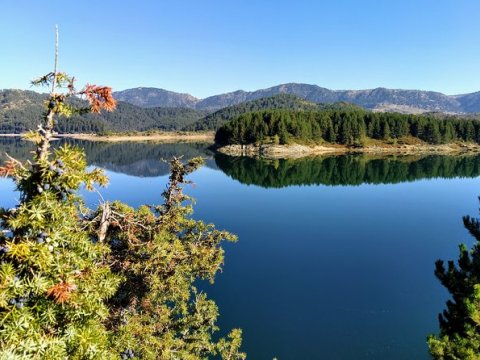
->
[1,138,479,359]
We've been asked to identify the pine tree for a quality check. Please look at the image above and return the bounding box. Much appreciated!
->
[425,122,442,144]
[442,122,456,143]
[428,204,480,359]
[462,121,476,142]
[382,121,391,140]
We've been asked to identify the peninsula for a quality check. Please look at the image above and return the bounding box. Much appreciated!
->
[214,109,480,158]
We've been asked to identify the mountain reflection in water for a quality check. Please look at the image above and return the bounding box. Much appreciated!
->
[2,137,480,359]
[0,138,216,177]
[2,137,480,185]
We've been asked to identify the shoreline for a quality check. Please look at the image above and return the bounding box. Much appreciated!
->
[216,143,480,159]
[0,132,215,143]
[3,132,480,158]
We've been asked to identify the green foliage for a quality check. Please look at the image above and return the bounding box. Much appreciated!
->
[214,108,480,146]
[186,93,366,132]
[186,93,321,131]
[0,59,243,357]
[428,208,480,359]
[0,59,123,356]
[91,158,244,359]
[0,142,119,358]
[0,90,207,133]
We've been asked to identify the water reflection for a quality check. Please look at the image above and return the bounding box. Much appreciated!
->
[2,137,480,359]
[0,138,216,177]
[3,138,480,185]
[215,153,480,187]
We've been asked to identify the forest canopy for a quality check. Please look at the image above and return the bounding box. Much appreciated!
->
[0,90,207,133]
[214,108,480,146]
[184,94,354,131]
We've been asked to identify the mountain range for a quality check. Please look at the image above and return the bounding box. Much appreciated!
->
[113,83,480,114]
[3,83,480,134]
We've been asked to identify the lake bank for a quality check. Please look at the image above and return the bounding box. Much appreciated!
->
[3,132,480,158]
[217,142,480,158]
[0,132,215,143]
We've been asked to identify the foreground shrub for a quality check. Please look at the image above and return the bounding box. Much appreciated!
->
[0,32,244,359]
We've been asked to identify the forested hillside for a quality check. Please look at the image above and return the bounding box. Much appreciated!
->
[215,108,480,146]
[113,87,199,108]
[185,94,318,131]
[0,90,206,133]
[186,94,363,131]
[4,89,479,138]
[1,90,361,133]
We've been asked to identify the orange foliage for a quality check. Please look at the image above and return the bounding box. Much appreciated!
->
[0,161,17,177]
[47,282,77,304]
[82,85,117,113]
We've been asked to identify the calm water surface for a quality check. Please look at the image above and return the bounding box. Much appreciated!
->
[1,138,480,359]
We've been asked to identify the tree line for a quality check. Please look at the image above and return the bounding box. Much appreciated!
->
[185,94,366,131]
[214,108,480,146]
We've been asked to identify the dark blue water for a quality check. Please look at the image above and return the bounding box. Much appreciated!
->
[1,139,479,359]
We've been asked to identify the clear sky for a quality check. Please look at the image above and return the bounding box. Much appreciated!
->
[2,0,480,98]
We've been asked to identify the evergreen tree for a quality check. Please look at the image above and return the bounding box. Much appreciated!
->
[372,115,382,139]
[215,108,480,147]
[465,121,476,142]
[428,204,480,359]
[0,30,119,358]
[382,121,391,140]
[278,119,289,144]
[0,31,244,359]
[442,122,456,143]
[425,122,442,144]
[95,158,244,359]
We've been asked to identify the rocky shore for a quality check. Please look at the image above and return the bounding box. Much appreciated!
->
[217,143,480,159]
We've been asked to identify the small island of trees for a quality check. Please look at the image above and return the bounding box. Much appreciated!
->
[214,108,480,147]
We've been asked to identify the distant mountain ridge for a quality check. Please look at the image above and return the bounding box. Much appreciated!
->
[114,87,198,108]
[113,83,480,114]
[2,87,480,134]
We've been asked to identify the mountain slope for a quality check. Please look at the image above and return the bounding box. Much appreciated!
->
[0,89,206,133]
[186,94,322,131]
[338,88,461,113]
[113,87,199,108]
[197,84,463,113]
[455,92,480,113]
[113,83,469,113]
[4,84,480,134]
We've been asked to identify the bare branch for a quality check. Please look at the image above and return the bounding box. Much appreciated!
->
[52,25,59,94]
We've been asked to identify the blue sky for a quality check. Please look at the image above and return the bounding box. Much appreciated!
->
[2,0,480,98]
